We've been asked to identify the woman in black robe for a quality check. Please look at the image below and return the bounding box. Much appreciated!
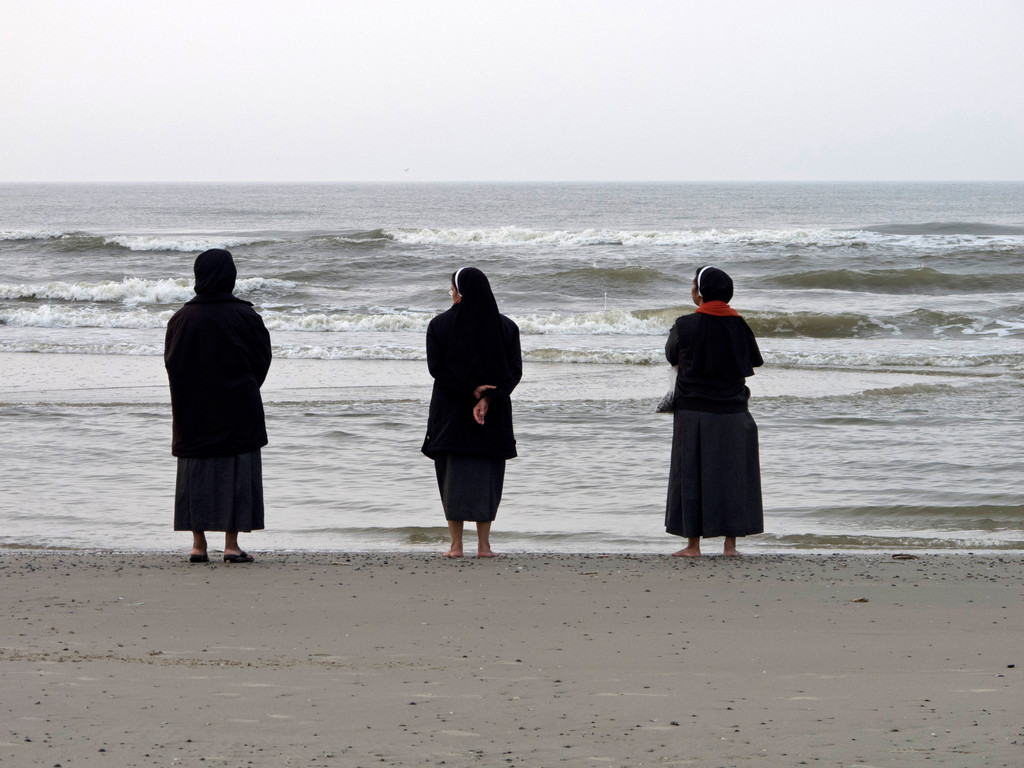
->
[665,266,764,556]
[165,249,272,564]
[422,267,522,558]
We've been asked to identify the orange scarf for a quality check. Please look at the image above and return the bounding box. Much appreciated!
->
[696,300,741,317]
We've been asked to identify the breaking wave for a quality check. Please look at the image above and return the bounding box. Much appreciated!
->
[103,235,274,252]
[309,229,393,246]
[0,277,294,305]
[384,226,878,249]
[0,230,274,252]
[0,306,174,329]
[0,229,68,241]
[1,333,1017,370]
[263,311,434,333]
[4,225,1020,259]
[746,308,1023,339]
[4,300,1021,341]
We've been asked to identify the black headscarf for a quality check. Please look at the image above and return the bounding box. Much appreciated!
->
[194,248,237,296]
[695,265,733,302]
[447,267,513,387]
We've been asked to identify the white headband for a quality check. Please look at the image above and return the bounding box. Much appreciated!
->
[696,266,712,297]
[454,267,465,296]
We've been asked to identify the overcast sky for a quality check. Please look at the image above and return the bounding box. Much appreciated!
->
[2,0,1022,182]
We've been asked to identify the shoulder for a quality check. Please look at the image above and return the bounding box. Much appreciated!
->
[499,315,520,347]
[204,298,262,326]
[167,301,199,329]
[672,312,701,333]
[676,310,705,324]
[729,315,758,337]
[233,300,263,321]
[428,305,458,331]
[219,296,257,312]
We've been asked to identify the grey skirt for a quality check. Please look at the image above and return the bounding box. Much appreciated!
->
[434,452,506,523]
[174,449,265,533]
[666,410,763,539]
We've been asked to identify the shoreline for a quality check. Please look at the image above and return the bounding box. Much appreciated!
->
[3,551,1021,766]
[4,549,1023,561]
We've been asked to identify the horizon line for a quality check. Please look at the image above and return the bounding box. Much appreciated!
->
[2,179,1023,185]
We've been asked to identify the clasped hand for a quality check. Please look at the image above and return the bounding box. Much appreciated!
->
[472,384,497,425]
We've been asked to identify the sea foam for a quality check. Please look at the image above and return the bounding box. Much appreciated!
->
[383,226,874,249]
[0,229,67,241]
[104,235,272,252]
[0,276,294,305]
[0,306,174,329]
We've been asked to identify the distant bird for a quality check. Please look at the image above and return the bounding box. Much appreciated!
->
[404,168,409,172]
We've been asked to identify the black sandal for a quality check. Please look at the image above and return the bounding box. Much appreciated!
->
[223,551,254,563]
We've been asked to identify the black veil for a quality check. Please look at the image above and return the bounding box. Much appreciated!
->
[446,267,513,388]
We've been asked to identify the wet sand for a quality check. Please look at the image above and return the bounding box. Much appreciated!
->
[2,551,1021,766]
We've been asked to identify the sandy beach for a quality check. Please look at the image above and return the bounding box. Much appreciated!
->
[1,552,1021,767]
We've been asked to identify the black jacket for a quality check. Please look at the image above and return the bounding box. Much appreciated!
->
[422,305,522,459]
[666,313,763,413]
[165,294,272,457]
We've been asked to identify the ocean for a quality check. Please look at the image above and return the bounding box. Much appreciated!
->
[2,182,1023,553]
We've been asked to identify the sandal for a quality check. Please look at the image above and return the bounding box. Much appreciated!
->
[223,551,254,564]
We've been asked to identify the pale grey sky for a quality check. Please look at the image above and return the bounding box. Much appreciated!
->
[2,0,1022,181]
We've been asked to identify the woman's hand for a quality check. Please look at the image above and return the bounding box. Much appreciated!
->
[473,384,497,400]
[472,384,497,423]
[473,396,490,425]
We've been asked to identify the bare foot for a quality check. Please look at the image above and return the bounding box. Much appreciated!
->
[723,548,742,557]
[671,546,702,557]
[442,548,464,558]
[477,550,499,558]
